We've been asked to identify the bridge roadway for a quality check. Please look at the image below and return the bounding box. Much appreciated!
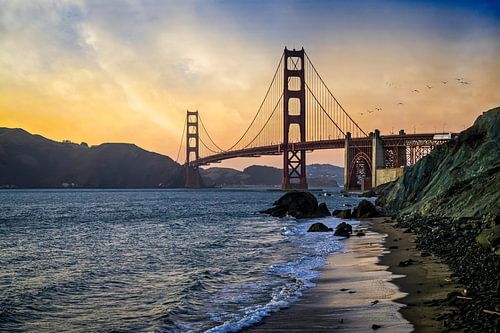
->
[191,133,443,167]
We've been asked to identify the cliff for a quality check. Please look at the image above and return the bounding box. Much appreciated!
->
[377,107,500,218]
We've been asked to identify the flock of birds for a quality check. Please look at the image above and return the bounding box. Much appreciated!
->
[359,77,471,117]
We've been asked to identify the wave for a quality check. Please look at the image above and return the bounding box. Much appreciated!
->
[205,217,355,333]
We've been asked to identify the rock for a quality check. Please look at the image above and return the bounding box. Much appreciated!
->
[317,202,331,216]
[308,222,333,232]
[421,252,431,257]
[352,200,381,218]
[476,225,500,251]
[356,231,366,237]
[371,324,381,330]
[334,222,353,237]
[398,259,416,267]
[332,209,352,219]
[260,191,331,218]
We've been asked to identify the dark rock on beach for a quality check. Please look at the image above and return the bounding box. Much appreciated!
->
[334,222,353,237]
[352,200,381,218]
[317,202,332,216]
[260,191,331,219]
[332,209,352,219]
[375,108,500,332]
[307,222,333,232]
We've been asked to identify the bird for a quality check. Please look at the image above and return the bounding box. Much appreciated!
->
[375,107,382,111]
[412,89,419,93]
[367,110,374,114]
[455,78,464,81]
[441,81,448,84]
[359,112,365,116]
[460,81,470,85]
[426,85,432,89]
[397,102,404,106]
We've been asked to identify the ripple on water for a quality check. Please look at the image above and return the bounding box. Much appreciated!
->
[0,188,360,332]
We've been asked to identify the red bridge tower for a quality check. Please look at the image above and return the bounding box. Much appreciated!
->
[185,110,204,188]
[282,48,307,190]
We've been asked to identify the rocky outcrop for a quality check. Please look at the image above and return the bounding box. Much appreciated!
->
[352,200,381,218]
[307,222,333,232]
[334,222,353,237]
[332,209,352,219]
[260,191,331,218]
[377,107,500,218]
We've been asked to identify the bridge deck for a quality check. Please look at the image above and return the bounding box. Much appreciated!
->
[191,133,452,166]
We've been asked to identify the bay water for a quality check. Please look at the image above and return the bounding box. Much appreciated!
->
[0,189,361,332]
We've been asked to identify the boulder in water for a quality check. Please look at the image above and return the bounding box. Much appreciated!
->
[317,202,331,216]
[334,222,353,237]
[260,191,331,219]
[352,200,381,218]
[307,222,333,232]
[332,209,352,219]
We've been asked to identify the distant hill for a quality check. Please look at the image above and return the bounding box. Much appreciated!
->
[201,163,343,187]
[0,128,183,188]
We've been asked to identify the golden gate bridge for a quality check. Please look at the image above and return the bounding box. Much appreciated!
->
[175,47,455,190]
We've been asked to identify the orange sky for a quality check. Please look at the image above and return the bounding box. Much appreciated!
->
[1,1,499,169]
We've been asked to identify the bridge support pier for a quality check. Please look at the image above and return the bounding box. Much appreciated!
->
[185,166,204,188]
[371,129,384,189]
[344,132,351,191]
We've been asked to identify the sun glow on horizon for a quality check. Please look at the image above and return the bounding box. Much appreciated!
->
[1,0,499,169]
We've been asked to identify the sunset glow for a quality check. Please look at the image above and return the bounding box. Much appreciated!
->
[1,0,499,168]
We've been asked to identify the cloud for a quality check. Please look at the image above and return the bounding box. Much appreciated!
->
[0,0,499,169]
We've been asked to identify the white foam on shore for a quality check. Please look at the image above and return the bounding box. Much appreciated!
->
[205,217,358,333]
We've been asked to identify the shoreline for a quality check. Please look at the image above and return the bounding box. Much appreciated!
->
[245,219,413,332]
[368,217,462,332]
[245,217,461,332]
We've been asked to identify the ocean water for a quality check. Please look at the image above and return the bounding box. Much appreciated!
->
[0,189,361,332]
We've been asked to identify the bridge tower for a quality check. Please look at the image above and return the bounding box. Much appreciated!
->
[185,110,204,188]
[282,47,308,190]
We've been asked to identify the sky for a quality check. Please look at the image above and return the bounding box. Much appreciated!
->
[1,0,499,169]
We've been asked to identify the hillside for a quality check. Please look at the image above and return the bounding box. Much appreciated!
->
[378,107,500,218]
[0,128,184,188]
[201,164,343,187]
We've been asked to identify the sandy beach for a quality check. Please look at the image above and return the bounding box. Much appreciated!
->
[246,217,462,332]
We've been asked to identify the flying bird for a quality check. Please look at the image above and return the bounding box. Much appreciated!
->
[426,85,432,89]
[412,89,419,93]
[397,102,404,105]
[455,78,464,81]
[441,81,448,84]
[367,110,374,114]
[460,81,470,85]
[375,107,382,111]
[359,112,365,116]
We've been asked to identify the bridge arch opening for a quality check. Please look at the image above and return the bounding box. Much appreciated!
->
[348,151,372,191]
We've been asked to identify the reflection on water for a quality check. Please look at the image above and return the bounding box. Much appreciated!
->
[0,189,359,332]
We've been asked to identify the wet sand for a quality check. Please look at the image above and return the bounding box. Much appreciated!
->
[246,223,413,332]
[369,218,462,332]
[246,218,460,332]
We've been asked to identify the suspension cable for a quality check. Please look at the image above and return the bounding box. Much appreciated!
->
[242,93,284,149]
[304,51,367,137]
[227,52,285,150]
[198,115,225,152]
[175,119,186,163]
